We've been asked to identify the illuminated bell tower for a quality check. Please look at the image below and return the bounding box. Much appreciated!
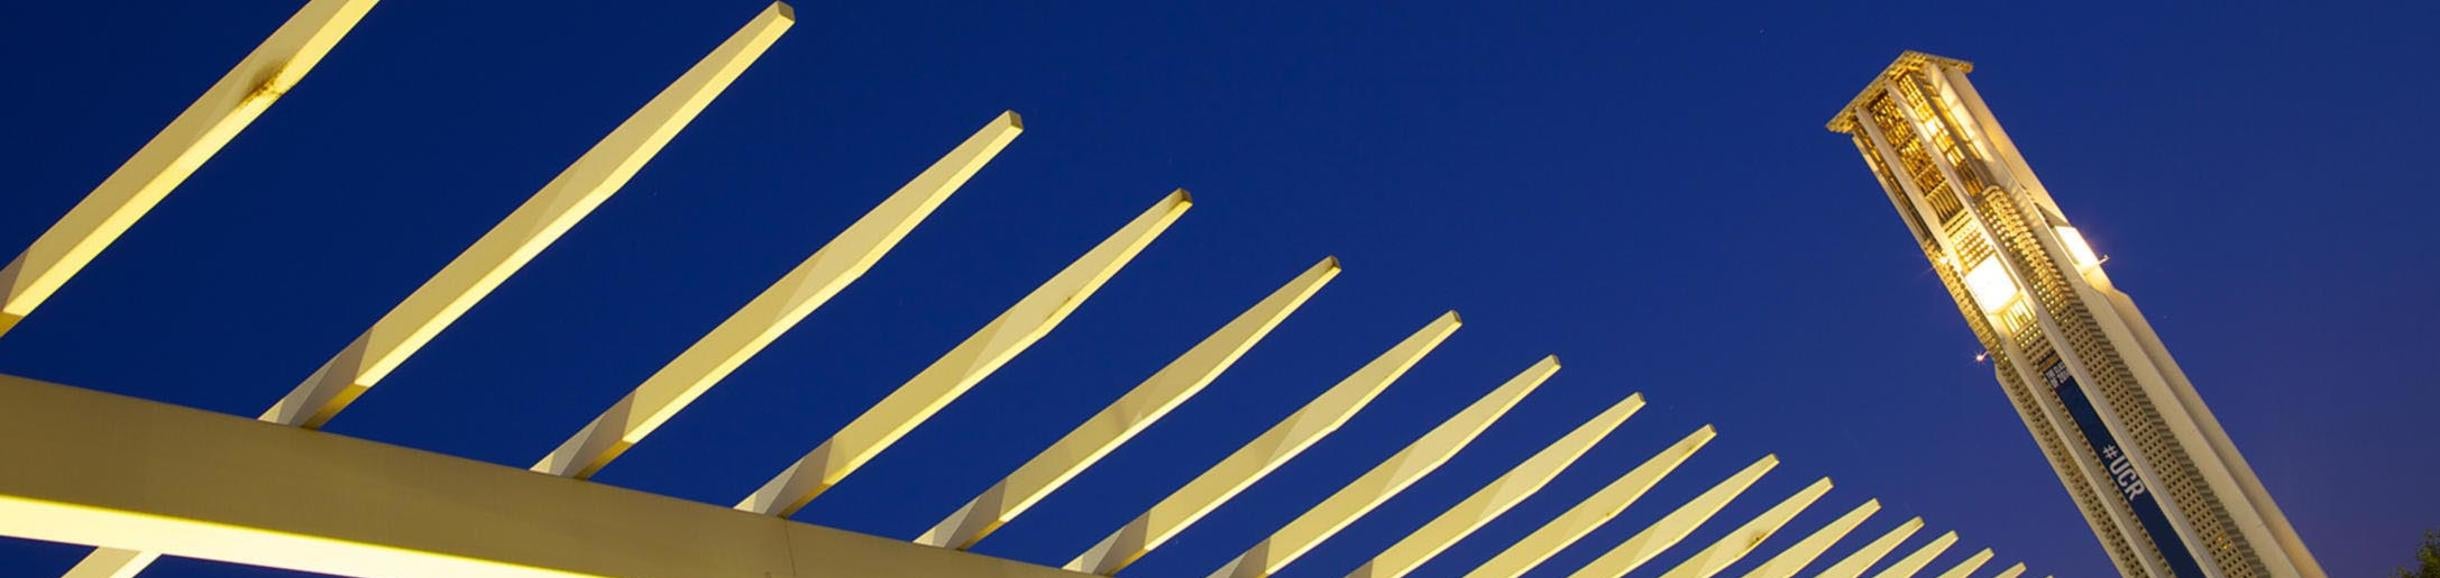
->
[1826,52,2324,578]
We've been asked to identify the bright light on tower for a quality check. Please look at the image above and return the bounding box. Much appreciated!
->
[2054,227,2101,269]
[1962,256,2018,313]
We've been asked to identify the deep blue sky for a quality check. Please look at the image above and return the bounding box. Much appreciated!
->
[2,1,2433,577]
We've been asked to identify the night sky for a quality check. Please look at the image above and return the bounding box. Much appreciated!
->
[2,1,2433,577]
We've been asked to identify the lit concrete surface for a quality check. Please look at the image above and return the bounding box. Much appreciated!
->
[0,373,1091,578]
[737,190,1191,517]
[1348,393,1644,578]
[536,110,1022,480]
[1654,478,1834,578]
[1463,425,1714,578]
[1935,548,1997,578]
[1207,355,1559,578]
[1818,518,1928,578]
[1735,499,1880,578]
[1066,311,1461,575]
[263,1,796,431]
[1873,531,1961,578]
[1564,454,1778,577]
[921,257,1339,550]
[56,5,793,576]
[0,0,377,341]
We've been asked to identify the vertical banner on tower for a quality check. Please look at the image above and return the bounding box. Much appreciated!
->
[2044,362,2209,578]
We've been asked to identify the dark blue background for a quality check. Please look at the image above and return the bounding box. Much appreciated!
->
[2,1,2432,577]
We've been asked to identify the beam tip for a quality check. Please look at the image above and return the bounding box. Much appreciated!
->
[769,2,799,22]
[1439,310,1463,325]
[997,109,1025,131]
[1318,255,1343,272]
[1168,187,1194,205]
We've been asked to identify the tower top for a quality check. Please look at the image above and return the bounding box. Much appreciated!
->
[1825,51,1975,134]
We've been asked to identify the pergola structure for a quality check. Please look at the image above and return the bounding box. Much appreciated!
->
[1,2,2047,578]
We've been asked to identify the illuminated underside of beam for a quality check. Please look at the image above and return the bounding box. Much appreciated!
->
[261,2,797,430]
[0,374,1089,578]
[1065,311,1462,576]
[1933,548,1995,578]
[1735,499,1880,578]
[0,0,378,340]
[1563,454,1779,578]
[1464,425,1715,578]
[1206,355,1559,578]
[1349,393,1646,578]
[918,256,1341,549]
[59,548,158,578]
[1817,518,1927,578]
[534,110,1023,479]
[1654,477,1834,578]
[63,5,794,577]
[1871,531,1960,578]
[736,190,1191,517]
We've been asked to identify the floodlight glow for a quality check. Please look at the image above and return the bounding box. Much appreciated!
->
[1962,256,2017,313]
[2055,227,2101,268]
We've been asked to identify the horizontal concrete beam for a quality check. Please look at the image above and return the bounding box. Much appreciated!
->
[0,373,1089,578]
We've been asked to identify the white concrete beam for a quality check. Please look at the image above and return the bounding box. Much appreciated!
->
[1464,426,1715,578]
[1656,478,1834,578]
[61,6,796,576]
[0,0,379,339]
[919,256,1340,549]
[1563,454,1779,578]
[1871,531,1960,578]
[1933,548,1994,578]
[534,110,1022,479]
[736,190,1190,517]
[1817,518,1927,578]
[1350,394,1646,578]
[0,373,1089,578]
[1207,355,1560,578]
[1065,311,1461,575]
[1735,499,1879,578]
[262,2,796,429]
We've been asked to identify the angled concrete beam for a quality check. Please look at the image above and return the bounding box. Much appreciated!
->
[1735,499,1880,578]
[0,373,1090,578]
[1207,355,1560,578]
[1869,531,1959,578]
[533,110,1023,479]
[0,0,379,339]
[58,5,795,577]
[1932,548,1993,578]
[1817,518,1927,578]
[918,256,1341,549]
[737,190,1191,517]
[1350,393,1646,578]
[1563,454,1779,578]
[59,549,158,578]
[1464,426,1716,578]
[1656,478,1835,578]
[1065,311,1461,575]
[260,2,796,429]
[1991,562,2027,578]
